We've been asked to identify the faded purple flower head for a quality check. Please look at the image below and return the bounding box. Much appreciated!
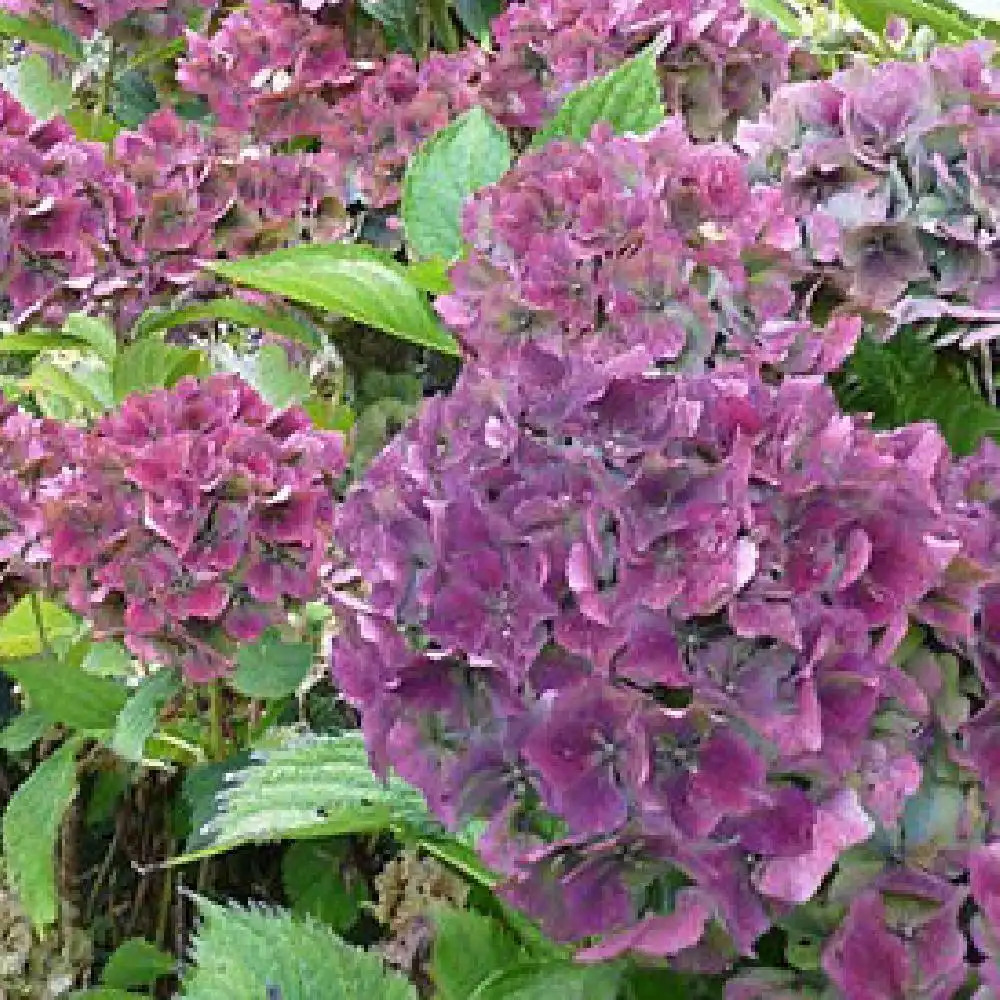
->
[45,374,344,680]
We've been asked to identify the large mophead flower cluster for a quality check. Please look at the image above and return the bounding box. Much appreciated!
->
[333,326,1000,979]
[437,119,860,377]
[42,374,344,681]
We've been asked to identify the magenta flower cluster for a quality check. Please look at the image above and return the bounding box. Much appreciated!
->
[0,401,81,583]
[1,375,344,681]
[175,0,790,210]
[332,119,1000,989]
[0,0,212,39]
[738,43,1000,342]
[0,90,344,330]
[437,121,861,377]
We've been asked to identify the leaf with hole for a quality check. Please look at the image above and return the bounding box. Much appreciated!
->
[176,731,429,861]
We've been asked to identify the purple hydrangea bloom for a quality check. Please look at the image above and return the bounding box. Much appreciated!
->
[45,374,344,680]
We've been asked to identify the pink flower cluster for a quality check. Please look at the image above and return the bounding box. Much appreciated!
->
[437,120,860,376]
[0,91,344,330]
[1,375,344,681]
[331,110,1000,991]
[175,0,790,209]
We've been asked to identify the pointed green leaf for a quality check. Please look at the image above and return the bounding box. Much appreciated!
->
[431,908,525,1000]
[133,298,320,347]
[0,710,49,752]
[3,740,79,928]
[282,841,367,932]
[112,338,206,402]
[533,49,664,148]
[214,343,311,410]
[101,937,174,989]
[207,244,460,356]
[402,107,511,262]
[454,0,503,37]
[0,596,78,659]
[26,358,111,417]
[11,53,72,120]
[0,10,84,58]
[3,654,127,733]
[111,670,181,763]
[0,332,93,354]
[232,631,313,699]
[468,961,623,1000]
[839,0,982,40]
[63,313,117,363]
[179,898,417,1000]
[743,0,803,34]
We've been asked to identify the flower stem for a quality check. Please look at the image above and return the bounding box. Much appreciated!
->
[208,680,225,761]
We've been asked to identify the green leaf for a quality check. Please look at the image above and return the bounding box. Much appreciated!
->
[3,740,79,928]
[176,731,429,862]
[405,257,454,294]
[431,908,524,1000]
[71,990,144,1000]
[179,898,417,1000]
[63,313,117,363]
[232,631,313,700]
[0,10,83,58]
[11,53,73,120]
[468,961,623,1000]
[82,640,132,678]
[0,596,78,658]
[213,343,311,409]
[0,710,50,752]
[133,298,320,347]
[111,670,181,763]
[112,338,206,402]
[742,0,803,35]
[835,330,1000,455]
[839,0,981,40]
[25,359,111,417]
[533,49,664,148]
[282,840,367,933]
[3,654,127,732]
[454,0,503,37]
[64,108,121,143]
[0,331,94,354]
[207,244,460,356]
[101,938,174,989]
[402,107,511,262]
[111,69,159,128]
